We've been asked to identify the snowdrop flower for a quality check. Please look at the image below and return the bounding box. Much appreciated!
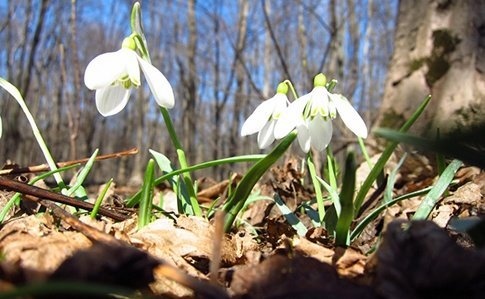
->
[84,36,174,116]
[274,73,367,152]
[241,82,289,149]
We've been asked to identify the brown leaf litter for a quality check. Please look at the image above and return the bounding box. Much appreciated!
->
[0,160,485,298]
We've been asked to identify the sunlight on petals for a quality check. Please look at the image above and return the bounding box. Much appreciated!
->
[258,120,277,149]
[241,90,289,149]
[308,115,333,152]
[84,51,127,90]
[332,94,368,138]
[274,95,307,139]
[296,123,312,153]
[95,85,131,117]
[241,99,277,136]
[138,57,174,109]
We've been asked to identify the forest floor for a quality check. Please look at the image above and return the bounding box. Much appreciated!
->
[0,153,484,298]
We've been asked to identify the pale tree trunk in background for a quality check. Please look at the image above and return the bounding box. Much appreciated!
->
[373,0,485,140]
[229,0,249,157]
[298,3,311,85]
[182,0,198,163]
[262,0,272,98]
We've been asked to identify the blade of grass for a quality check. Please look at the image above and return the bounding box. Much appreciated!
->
[412,159,462,220]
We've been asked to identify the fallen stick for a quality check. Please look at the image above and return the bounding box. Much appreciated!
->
[0,176,129,221]
[0,147,139,176]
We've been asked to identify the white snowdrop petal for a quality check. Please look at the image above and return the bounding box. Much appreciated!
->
[296,123,311,153]
[332,94,368,138]
[241,97,278,136]
[257,120,276,149]
[274,94,308,139]
[137,57,175,108]
[308,115,333,151]
[123,49,141,86]
[84,50,127,90]
[95,85,131,116]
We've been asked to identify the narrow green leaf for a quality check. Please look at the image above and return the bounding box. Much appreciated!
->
[125,154,265,207]
[67,149,99,197]
[350,185,435,241]
[353,95,431,214]
[138,159,156,228]
[223,132,297,232]
[383,153,407,204]
[274,194,308,237]
[412,159,462,220]
[335,152,356,246]
[90,178,113,219]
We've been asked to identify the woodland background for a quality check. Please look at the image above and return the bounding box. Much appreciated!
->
[0,0,483,184]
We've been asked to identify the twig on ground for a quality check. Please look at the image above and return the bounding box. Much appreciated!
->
[0,147,139,176]
[0,176,128,221]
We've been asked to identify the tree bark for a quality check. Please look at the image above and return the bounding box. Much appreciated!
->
[373,0,485,139]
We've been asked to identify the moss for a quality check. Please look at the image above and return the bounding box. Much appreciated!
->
[424,29,461,85]
[409,58,426,72]
[379,109,406,129]
[407,29,461,86]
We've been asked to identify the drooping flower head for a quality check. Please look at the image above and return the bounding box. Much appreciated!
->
[241,82,289,149]
[274,73,367,152]
[84,35,174,116]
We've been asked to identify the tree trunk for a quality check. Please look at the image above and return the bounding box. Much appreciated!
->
[373,0,485,139]
[183,0,198,163]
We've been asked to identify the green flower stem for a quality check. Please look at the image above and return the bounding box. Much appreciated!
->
[358,137,372,169]
[326,147,337,189]
[160,107,201,216]
[223,132,297,232]
[283,79,298,100]
[0,78,65,189]
[306,153,325,224]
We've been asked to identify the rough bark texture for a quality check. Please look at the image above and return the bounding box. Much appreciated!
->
[373,0,485,138]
